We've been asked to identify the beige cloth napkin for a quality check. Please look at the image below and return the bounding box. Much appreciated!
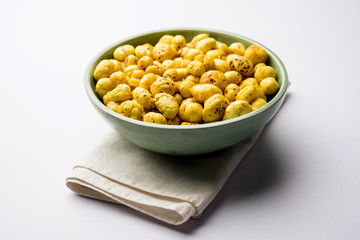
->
[66,130,262,225]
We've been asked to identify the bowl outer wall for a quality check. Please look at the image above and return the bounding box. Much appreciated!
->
[85,28,288,155]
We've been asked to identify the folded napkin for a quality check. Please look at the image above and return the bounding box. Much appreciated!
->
[66,130,262,225]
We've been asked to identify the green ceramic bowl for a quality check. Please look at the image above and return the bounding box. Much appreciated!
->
[84,28,288,155]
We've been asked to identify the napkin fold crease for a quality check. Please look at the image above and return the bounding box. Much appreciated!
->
[66,130,262,225]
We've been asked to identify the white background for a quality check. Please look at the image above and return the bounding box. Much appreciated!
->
[1,0,360,239]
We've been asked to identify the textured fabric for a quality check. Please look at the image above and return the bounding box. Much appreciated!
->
[66,130,261,225]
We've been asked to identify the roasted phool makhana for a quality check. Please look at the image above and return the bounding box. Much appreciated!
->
[93,34,280,125]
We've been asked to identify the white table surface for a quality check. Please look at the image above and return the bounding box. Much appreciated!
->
[1,0,360,239]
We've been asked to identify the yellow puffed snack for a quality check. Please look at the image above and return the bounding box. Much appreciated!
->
[194,53,205,62]
[105,84,132,102]
[167,116,182,125]
[128,77,141,90]
[206,49,226,60]
[98,71,127,97]
[244,45,268,65]
[103,94,111,106]
[202,55,216,71]
[112,59,122,70]
[162,60,178,70]
[191,83,223,103]
[158,35,174,45]
[163,68,178,81]
[139,73,159,90]
[119,61,125,70]
[145,64,164,76]
[199,70,229,91]
[185,75,200,84]
[178,47,190,57]
[95,78,118,98]
[226,54,253,77]
[124,55,139,67]
[143,112,167,124]
[135,44,153,58]
[153,60,163,67]
[224,71,242,85]
[176,68,188,80]
[180,122,199,125]
[223,100,253,120]
[95,33,280,125]
[224,83,240,102]
[93,59,122,81]
[173,93,183,105]
[196,38,217,53]
[150,77,176,95]
[123,65,138,77]
[228,42,246,56]
[106,101,120,112]
[215,41,229,54]
[143,43,154,51]
[154,93,179,120]
[239,77,258,90]
[184,48,203,61]
[214,59,231,73]
[171,35,186,50]
[253,63,267,73]
[153,43,178,62]
[191,33,209,44]
[132,87,155,110]
[109,71,128,85]
[113,44,135,61]
[173,57,190,68]
[254,66,276,83]
[202,94,230,122]
[187,61,206,77]
[174,80,181,93]
[132,69,145,79]
[137,56,153,70]
[236,85,265,103]
[178,98,203,123]
[251,98,267,110]
[178,79,195,98]
[117,100,145,120]
[259,77,279,95]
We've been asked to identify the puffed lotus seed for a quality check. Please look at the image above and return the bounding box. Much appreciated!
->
[93,33,280,125]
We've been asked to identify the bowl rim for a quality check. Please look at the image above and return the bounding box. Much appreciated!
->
[84,28,288,130]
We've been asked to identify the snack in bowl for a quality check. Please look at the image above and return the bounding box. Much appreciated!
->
[85,29,288,155]
[93,33,280,125]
